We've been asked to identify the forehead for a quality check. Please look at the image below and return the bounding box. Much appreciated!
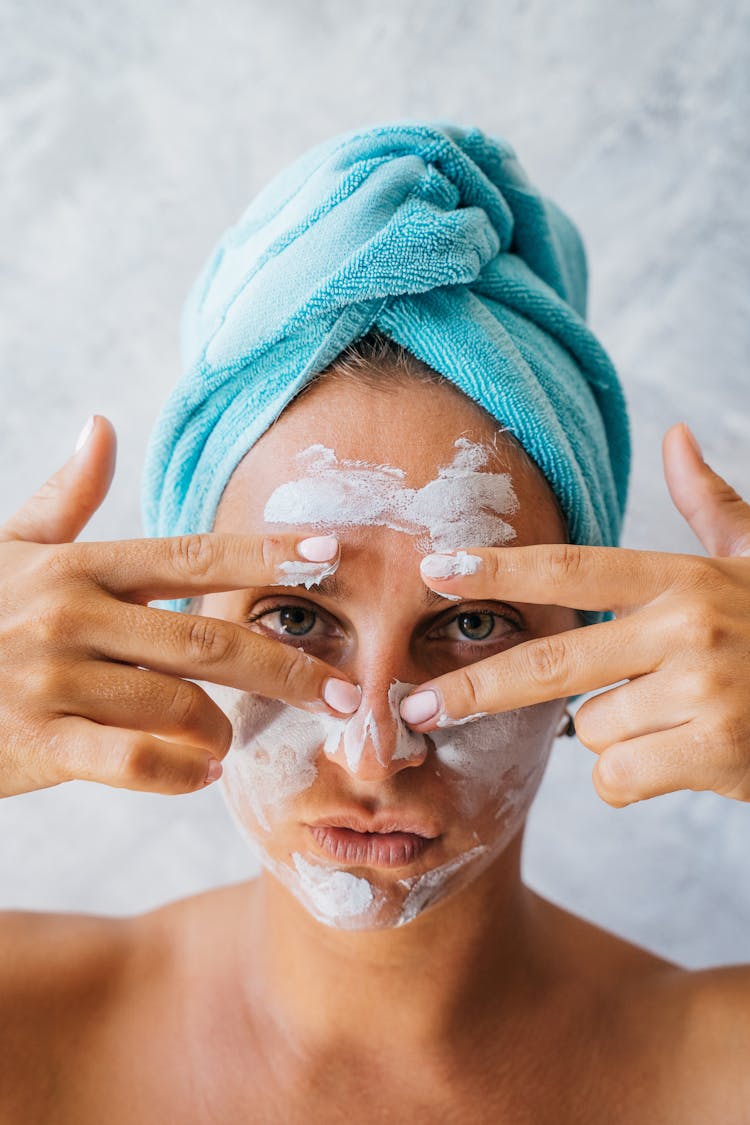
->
[214,373,566,544]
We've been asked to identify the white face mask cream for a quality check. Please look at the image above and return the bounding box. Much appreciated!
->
[199,674,563,931]
[199,436,563,929]
[263,437,519,552]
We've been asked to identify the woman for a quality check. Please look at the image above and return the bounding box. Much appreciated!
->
[1,122,749,1122]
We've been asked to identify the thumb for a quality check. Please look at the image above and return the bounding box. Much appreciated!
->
[662,422,750,558]
[0,415,117,545]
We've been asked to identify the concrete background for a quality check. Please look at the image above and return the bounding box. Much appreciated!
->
[1,0,749,968]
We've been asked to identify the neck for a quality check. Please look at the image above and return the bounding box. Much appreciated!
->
[241,831,547,1054]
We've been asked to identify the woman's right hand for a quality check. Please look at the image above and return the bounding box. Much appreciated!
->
[0,415,359,799]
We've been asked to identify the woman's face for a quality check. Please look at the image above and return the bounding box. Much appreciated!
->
[197,372,579,930]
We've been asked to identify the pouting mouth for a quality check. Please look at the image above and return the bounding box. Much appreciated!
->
[305,809,441,839]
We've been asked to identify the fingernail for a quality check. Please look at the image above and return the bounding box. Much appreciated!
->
[400,690,440,725]
[323,678,362,715]
[204,758,223,785]
[298,535,339,562]
[74,415,95,453]
[682,423,703,461]
[420,551,481,579]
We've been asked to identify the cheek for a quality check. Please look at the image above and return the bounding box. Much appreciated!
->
[432,698,563,830]
[197,683,323,836]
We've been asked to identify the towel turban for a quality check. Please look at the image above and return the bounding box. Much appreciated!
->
[141,120,631,623]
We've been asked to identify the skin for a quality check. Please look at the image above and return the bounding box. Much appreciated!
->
[1,376,749,1123]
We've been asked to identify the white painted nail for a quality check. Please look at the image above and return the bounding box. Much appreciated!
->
[297,535,339,562]
[399,690,440,725]
[323,678,362,715]
[74,415,95,453]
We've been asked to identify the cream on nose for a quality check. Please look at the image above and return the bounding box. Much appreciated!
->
[323,680,429,780]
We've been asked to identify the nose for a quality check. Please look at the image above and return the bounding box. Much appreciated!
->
[323,678,429,781]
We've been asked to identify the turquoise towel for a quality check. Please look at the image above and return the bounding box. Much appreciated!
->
[141,120,630,625]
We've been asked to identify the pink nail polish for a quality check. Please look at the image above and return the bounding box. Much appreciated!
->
[297,535,339,562]
[204,759,223,785]
[323,678,361,715]
[400,690,439,725]
[74,415,95,453]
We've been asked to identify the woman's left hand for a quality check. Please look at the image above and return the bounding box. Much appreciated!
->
[400,423,750,808]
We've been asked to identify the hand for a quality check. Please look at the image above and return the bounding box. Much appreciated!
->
[400,423,750,808]
[0,416,359,799]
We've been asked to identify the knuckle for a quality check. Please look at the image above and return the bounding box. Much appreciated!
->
[669,601,725,650]
[184,615,235,665]
[458,665,482,712]
[39,543,86,583]
[171,533,217,579]
[267,642,303,697]
[29,598,73,648]
[167,679,204,730]
[522,635,566,691]
[26,659,66,702]
[115,736,189,788]
[715,714,742,764]
[541,543,584,587]
[683,662,725,701]
[260,535,284,572]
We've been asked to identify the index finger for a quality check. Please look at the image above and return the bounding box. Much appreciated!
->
[55,532,341,601]
[418,543,709,612]
[400,610,660,729]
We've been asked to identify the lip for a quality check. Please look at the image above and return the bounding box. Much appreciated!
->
[306,810,442,838]
[305,809,442,868]
[307,825,437,867]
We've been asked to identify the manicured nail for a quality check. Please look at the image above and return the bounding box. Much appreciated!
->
[400,690,440,725]
[297,535,339,562]
[204,759,223,785]
[74,415,95,453]
[323,678,362,715]
[682,423,703,461]
[420,551,482,579]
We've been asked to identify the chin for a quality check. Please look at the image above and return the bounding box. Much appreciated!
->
[231,811,523,931]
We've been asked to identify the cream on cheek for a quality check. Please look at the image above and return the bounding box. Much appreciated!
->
[199,438,561,928]
[201,678,563,930]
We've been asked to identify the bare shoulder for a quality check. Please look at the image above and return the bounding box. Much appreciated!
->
[0,908,136,1119]
[531,893,750,1118]
[677,962,750,1065]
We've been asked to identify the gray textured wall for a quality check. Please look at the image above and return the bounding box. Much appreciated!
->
[1,0,749,968]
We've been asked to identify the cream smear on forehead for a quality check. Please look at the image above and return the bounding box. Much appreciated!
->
[262,437,518,551]
[200,677,563,929]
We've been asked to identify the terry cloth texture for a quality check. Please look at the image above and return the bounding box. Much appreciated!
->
[141,120,631,628]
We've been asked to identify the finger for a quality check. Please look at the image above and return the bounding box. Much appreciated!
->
[399,613,662,729]
[418,543,705,613]
[591,718,744,807]
[81,599,361,716]
[663,422,750,558]
[47,714,223,795]
[0,415,116,545]
[48,660,233,758]
[55,531,341,601]
[572,669,693,753]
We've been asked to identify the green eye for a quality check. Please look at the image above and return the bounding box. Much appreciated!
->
[457,611,496,641]
[279,606,317,636]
